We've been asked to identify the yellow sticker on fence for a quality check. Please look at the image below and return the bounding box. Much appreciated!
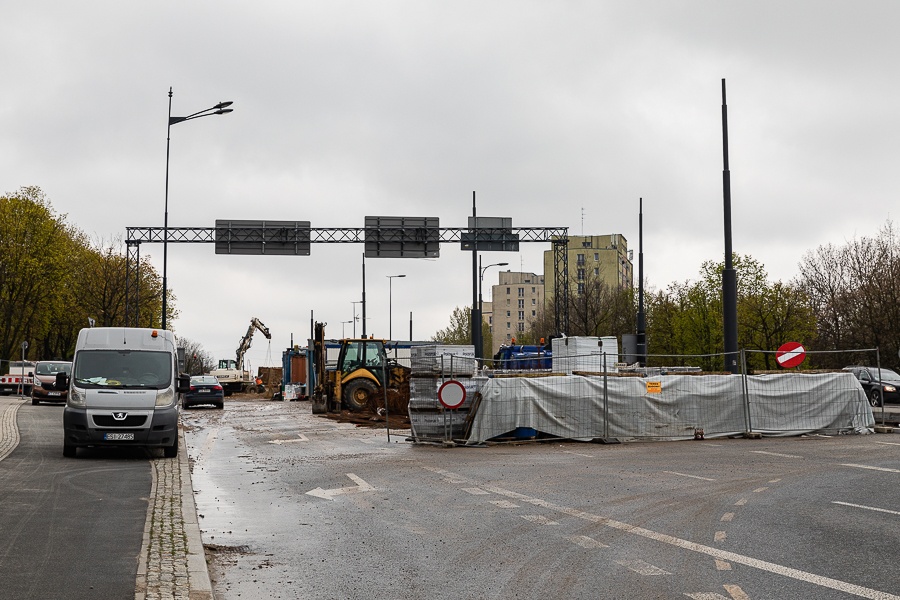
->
[646,381,662,394]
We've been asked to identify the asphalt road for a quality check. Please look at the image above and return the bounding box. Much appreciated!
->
[185,399,900,600]
[0,400,152,600]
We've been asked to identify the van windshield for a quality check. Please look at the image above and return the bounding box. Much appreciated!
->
[73,350,172,389]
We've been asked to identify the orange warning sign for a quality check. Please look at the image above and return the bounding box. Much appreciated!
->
[646,381,662,394]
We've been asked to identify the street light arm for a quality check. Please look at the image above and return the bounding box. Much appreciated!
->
[169,104,235,126]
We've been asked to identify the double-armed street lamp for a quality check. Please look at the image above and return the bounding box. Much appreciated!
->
[475,258,508,360]
[386,274,406,341]
[162,87,234,330]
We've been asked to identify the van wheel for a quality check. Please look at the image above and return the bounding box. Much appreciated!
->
[63,443,76,458]
[163,436,178,458]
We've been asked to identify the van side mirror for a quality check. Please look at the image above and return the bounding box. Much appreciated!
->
[177,373,191,393]
[56,372,69,390]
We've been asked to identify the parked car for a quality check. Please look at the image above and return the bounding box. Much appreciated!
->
[182,375,225,409]
[843,366,900,407]
[31,361,72,405]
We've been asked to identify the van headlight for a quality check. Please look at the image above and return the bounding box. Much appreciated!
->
[155,387,176,407]
[69,387,86,408]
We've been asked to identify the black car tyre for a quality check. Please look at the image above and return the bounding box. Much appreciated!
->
[63,443,76,458]
[343,379,378,412]
[163,436,178,458]
[869,389,883,407]
[32,397,39,405]
[216,401,224,409]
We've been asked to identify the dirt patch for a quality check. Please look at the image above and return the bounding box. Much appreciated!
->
[318,409,410,429]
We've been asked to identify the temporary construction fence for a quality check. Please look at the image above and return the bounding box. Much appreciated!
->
[407,347,879,445]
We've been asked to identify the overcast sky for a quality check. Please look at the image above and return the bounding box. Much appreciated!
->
[3,1,897,369]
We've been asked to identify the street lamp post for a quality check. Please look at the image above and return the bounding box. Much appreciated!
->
[477,258,508,360]
[387,274,406,341]
[162,87,234,330]
[341,320,353,338]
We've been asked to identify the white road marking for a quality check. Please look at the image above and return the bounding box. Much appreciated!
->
[664,471,716,481]
[715,559,732,571]
[720,513,735,522]
[723,584,751,599]
[563,451,595,458]
[715,531,727,542]
[305,473,374,500]
[268,433,309,444]
[570,535,608,549]
[751,451,801,458]
[522,514,558,525]
[753,487,769,493]
[842,463,900,473]
[734,498,747,506]
[427,465,900,599]
[832,501,900,516]
[490,500,519,509]
[685,593,729,599]
[461,487,490,495]
[768,478,782,483]
[616,559,670,575]
[874,441,900,446]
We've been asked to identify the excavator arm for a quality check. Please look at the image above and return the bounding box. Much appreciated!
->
[235,317,272,370]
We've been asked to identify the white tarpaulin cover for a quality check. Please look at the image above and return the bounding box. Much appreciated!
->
[465,372,874,444]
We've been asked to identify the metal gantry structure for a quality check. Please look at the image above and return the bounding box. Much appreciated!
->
[124,224,569,336]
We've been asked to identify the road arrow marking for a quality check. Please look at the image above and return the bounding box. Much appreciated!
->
[269,433,310,444]
[306,473,374,500]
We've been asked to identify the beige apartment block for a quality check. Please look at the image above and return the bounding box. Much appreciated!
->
[542,233,633,299]
[488,271,545,356]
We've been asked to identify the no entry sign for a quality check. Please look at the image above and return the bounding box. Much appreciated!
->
[776,342,806,369]
[438,380,467,409]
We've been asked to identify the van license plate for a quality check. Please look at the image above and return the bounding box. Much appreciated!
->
[104,433,134,441]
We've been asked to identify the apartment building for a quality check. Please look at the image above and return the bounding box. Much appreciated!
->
[542,233,632,299]
[489,271,545,355]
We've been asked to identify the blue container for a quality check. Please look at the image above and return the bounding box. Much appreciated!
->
[514,427,537,439]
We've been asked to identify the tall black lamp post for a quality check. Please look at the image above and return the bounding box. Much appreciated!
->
[162,87,234,330]
[387,274,406,341]
[477,258,508,360]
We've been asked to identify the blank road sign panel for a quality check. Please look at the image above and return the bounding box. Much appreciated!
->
[364,216,440,258]
[215,220,311,255]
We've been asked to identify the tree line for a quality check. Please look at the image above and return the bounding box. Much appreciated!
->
[0,187,211,372]
[435,221,899,371]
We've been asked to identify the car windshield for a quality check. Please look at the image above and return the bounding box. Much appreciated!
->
[35,362,72,375]
[875,368,900,380]
[191,376,219,385]
[73,350,172,389]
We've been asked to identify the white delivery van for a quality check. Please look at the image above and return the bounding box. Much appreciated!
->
[62,327,189,458]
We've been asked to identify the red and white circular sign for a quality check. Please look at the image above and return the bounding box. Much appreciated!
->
[438,380,467,409]
[776,342,806,369]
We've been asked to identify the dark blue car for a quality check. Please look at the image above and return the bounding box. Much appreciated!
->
[844,366,900,407]
[182,375,225,409]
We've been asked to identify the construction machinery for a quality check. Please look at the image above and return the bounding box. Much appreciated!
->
[310,321,410,415]
[209,317,272,395]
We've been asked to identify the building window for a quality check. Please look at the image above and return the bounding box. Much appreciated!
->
[532,310,536,317]
[576,253,585,265]
[517,322,525,332]
[507,322,511,329]
[506,287,510,294]
[532,298,536,305]
[577,283,585,295]
[594,253,599,261]
[531,287,535,293]
[518,287,524,297]
[518,311,525,320]
[594,268,599,276]
[506,311,511,317]
[518,299,524,308]
[577,269,585,280]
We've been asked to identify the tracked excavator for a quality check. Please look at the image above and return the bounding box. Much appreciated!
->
[209,317,272,395]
